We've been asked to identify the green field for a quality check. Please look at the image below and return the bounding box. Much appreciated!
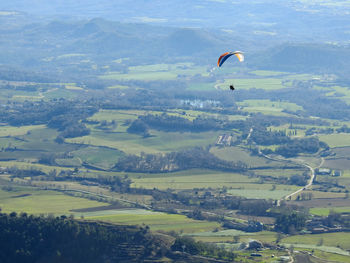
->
[65,84,83,90]
[227,184,299,199]
[131,169,257,190]
[338,177,350,189]
[253,168,305,179]
[210,146,286,168]
[86,210,220,233]
[71,146,124,169]
[107,84,130,89]
[0,188,107,215]
[101,63,208,81]
[67,129,219,155]
[88,108,246,128]
[342,170,350,178]
[89,109,140,121]
[322,85,350,104]
[322,158,350,170]
[243,107,293,117]
[310,207,350,216]
[0,125,46,137]
[237,99,303,112]
[0,185,221,234]
[67,134,160,154]
[331,147,350,158]
[312,249,350,263]
[318,133,350,147]
[140,130,219,151]
[54,157,82,167]
[301,190,346,199]
[0,161,73,173]
[282,232,350,252]
[89,109,208,123]
[78,109,222,155]
[0,126,83,163]
[8,93,44,101]
[284,243,350,257]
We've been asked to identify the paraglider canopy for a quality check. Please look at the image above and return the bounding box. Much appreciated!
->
[217,51,244,67]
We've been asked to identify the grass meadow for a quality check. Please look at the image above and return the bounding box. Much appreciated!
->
[310,207,350,216]
[318,133,350,148]
[282,232,350,255]
[0,161,72,173]
[86,211,220,233]
[237,99,303,112]
[242,107,293,117]
[88,108,245,124]
[284,243,350,257]
[131,169,258,190]
[227,184,299,199]
[77,109,222,155]
[331,147,350,158]
[322,158,350,170]
[0,125,46,137]
[300,189,346,199]
[322,85,350,105]
[210,146,287,168]
[71,146,124,169]
[312,249,350,263]
[0,188,107,215]
[67,129,219,155]
[101,63,208,81]
[253,168,305,179]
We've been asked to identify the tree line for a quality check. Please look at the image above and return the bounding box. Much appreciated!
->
[114,147,248,173]
[0,212,162,263]
[129,113,226,133]
[0,99,97,139]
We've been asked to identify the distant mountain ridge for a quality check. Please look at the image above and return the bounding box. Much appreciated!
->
[250,43,350,80]
[0,16,348,82]
[0,0,349,43]
[0,18,230,66]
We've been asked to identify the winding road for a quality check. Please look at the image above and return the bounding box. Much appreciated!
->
[258,147,324,205]
[283,157,324,201]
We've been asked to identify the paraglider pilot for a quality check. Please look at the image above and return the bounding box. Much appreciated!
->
[217,51,244,91]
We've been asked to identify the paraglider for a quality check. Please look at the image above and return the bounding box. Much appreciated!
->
[217,51,244,67]
[217,51,244,91]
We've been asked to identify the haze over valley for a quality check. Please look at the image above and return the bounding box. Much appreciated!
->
[0,1,350,262]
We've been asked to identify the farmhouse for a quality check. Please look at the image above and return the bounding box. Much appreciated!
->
[315,168,331,175]
[0,167,6,174]
[333,170,342,177]
[216,134,232,146]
